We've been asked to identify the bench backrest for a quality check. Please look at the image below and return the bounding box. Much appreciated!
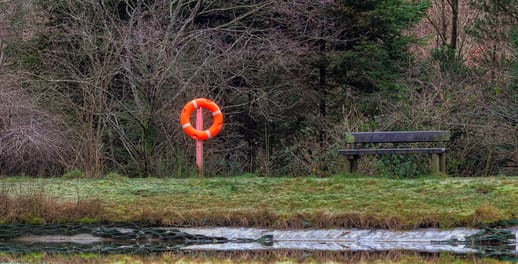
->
[345,131,450,144]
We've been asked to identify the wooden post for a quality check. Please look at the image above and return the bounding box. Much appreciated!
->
[351,157,358,173]
[345,156,358,174]
[430,154,440,174]
[345,158,353,174]
[439,153,447,174]
[196,108,203,176]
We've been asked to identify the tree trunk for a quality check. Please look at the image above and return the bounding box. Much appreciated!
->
[318,38,327,177]
[441,0,447,46]
[449,0,458,50]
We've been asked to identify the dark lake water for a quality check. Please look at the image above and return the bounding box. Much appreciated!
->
[0,225,516,262]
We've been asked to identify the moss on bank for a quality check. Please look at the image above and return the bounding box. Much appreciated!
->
[1,175,517,229]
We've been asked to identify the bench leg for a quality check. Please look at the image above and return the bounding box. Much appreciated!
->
[431,153,447,175]
[430,154,440,174]
[345,156,359,174]
[439,153,447,174]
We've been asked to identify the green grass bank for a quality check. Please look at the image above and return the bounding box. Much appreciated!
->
[1,175,517,229]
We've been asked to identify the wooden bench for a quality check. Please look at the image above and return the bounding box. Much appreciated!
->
[339,131,450,174]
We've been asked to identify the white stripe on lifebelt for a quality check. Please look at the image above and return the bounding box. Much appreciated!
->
[205,130,212,139]
[212,110,221,116]
[182,123,191,129]
[192,100,198,109]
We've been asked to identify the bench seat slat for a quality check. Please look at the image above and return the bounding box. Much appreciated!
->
[345,131,450,143]
[339,148,447,156]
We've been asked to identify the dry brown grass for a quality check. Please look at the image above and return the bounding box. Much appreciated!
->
[0,192,103,224]
[0,201,505,230]
[133,210,402,229]
[471,205,507,225]
[0,194,443,229]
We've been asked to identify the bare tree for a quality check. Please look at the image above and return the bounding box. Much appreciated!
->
[102,0,279,175]
[416,0,482,60]
[18,0,124,177]
[0,79,72,176]
[24,0,282,176]
[0,1,72,176]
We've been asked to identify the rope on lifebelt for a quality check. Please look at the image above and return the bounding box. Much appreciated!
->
[180,98,223,140]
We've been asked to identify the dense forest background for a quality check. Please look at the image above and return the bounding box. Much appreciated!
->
[0,0,516,178]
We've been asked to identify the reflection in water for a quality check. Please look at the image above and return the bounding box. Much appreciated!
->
[177,250,513,263]
[0,240,481,254]
[183,241,478,253]
[0,250,513,263]
[1,239,516,262]
[0,225,516,262]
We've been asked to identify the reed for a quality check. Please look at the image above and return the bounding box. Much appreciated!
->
[0,179,103,224]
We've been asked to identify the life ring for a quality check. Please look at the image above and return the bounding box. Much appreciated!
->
[180,98,223,140]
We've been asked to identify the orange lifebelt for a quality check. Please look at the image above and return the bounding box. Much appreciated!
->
[180,98,223,140]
